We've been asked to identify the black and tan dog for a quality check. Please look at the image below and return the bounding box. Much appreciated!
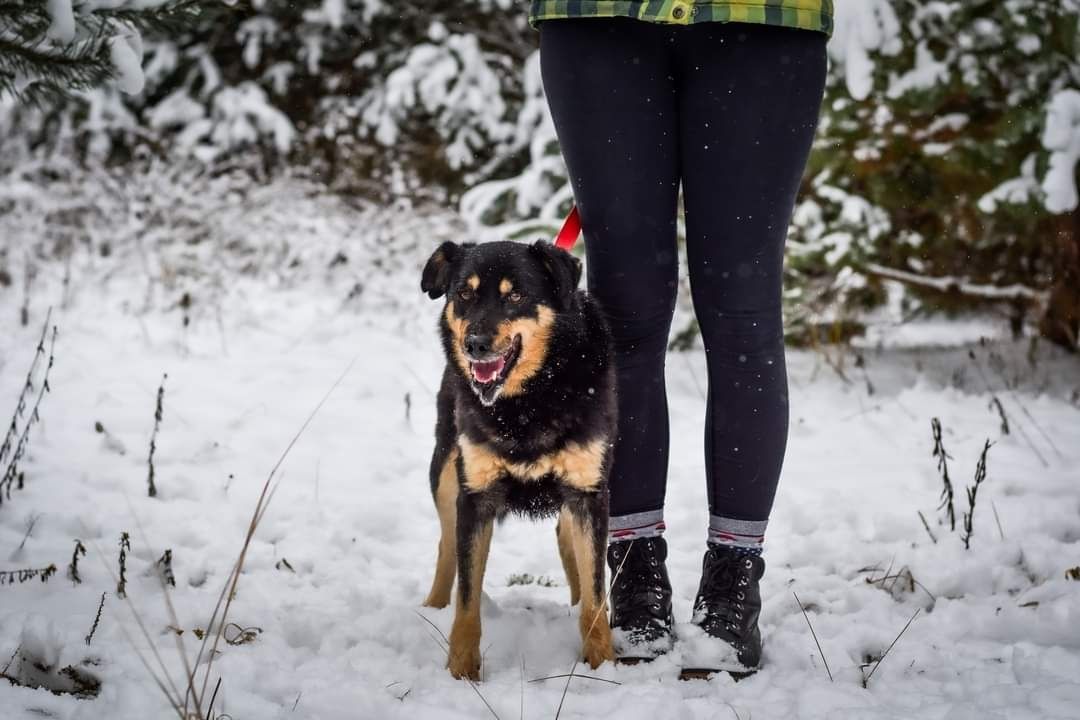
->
[420,239,617,680]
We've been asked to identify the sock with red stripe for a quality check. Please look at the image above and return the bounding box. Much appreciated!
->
[707,515,766,556]
[608,510,666,542]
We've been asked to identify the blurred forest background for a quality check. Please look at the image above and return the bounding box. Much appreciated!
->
[2,0,1079,351]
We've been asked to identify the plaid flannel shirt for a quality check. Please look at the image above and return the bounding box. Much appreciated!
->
[528,0,833,36]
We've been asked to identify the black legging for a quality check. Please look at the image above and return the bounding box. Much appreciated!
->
[540,18,827,522]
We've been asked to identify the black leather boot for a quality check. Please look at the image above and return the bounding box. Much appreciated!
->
[607,537,674,661]
[689,544,765,671]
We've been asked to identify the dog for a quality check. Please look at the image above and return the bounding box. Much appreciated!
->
[420,238,617,680]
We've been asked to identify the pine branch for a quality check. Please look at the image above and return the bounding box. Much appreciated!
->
[93,2,205,37]
[0,0,201,104]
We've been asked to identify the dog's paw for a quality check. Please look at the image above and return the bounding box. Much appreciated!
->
[447,644,482,681]
[581,625,615,669]
[422,596,451,610]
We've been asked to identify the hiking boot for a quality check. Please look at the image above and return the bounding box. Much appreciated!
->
[689,544,765,671]
[607,537,674,660]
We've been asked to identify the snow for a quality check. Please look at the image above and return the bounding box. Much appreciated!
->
[828,0,902,101]
[45,0,76,45]
[979,155,1041,213]
[109,35,145,96]
[359,34,514,170]
[2,188,1080,720]
[1041,89,1080,214]
[887,41,948,99]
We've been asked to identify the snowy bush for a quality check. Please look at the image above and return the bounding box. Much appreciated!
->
[794,0,1080,348]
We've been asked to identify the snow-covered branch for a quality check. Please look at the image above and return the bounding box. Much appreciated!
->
[863,263,1048,304]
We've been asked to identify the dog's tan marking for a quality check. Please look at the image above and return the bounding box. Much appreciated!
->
[467,274,480,291]
[542,438,607,491]
[568,514,615,669]
[424,448,459,609]
[447,520,493,681]
[459,436,505,493]
[499,278,513,295]
[443,302,471,377]
[459,436,607,493]
[498,305,555,398]
[556,509,581,606]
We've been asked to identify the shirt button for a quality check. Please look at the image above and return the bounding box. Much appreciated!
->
[672,4,687,19]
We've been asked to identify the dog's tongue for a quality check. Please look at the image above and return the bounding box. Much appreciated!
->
[471,357,505,384]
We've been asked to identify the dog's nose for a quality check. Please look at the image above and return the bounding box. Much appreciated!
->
[464,334,493,357]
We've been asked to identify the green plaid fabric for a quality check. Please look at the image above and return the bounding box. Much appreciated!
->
[528,0,833,36]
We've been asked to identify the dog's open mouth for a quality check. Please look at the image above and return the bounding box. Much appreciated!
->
[467,335,521,394]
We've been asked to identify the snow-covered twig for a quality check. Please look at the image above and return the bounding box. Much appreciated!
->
[67,538,87,584]
[864,263,1047,303]
[85,592,106,645]
[961,440,993,550]
[146,373,167,498]
[930,419,955,531]
[0,563,57,585]
[1,309,57,507]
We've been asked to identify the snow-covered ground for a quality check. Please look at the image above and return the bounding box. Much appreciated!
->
[2,197,1079,720]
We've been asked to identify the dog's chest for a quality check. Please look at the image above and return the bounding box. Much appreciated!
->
[457,434,605,494]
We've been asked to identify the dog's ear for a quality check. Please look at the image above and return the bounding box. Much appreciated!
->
[421,241,464,300]
[530,240,582,310]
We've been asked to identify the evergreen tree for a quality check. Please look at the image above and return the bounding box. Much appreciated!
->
[3,1,537,198]
[792,0,1080,349]
[0,0,201,104]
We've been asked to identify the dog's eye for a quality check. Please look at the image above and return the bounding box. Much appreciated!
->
[508,291,524,304]
[458,288,473,301]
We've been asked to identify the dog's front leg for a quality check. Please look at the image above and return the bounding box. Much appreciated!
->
[565,493,615,669]
[447,489,494,681]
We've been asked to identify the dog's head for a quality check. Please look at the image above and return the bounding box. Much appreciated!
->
[421,240,582,406]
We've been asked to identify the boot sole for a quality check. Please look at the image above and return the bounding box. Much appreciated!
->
[679,667,756,682]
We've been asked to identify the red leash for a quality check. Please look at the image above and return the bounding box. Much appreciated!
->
[553,205,581,251]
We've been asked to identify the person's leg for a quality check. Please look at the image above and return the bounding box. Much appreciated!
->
[675,22,826,671]
[540,17,681,658]
[677,22,827,551]
[540,18,680,538]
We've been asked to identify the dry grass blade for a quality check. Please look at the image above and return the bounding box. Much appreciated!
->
[114,620,187,718]
[414,610,450,646]
[118,496,201,718]
[555,536,633,719]
[414,611,500,720]
[991,500,1005,541]
[529,673,620,685]
[864,608,921,686]
[191,357,358,713]
[86,533,187,715]
[206,677,223,719]
[973,349,1062,462]
[2,643,20,676]
[877,555,896,589]
[968,355,1047,466]
[917,510,937,544]
[792,592,833,682]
